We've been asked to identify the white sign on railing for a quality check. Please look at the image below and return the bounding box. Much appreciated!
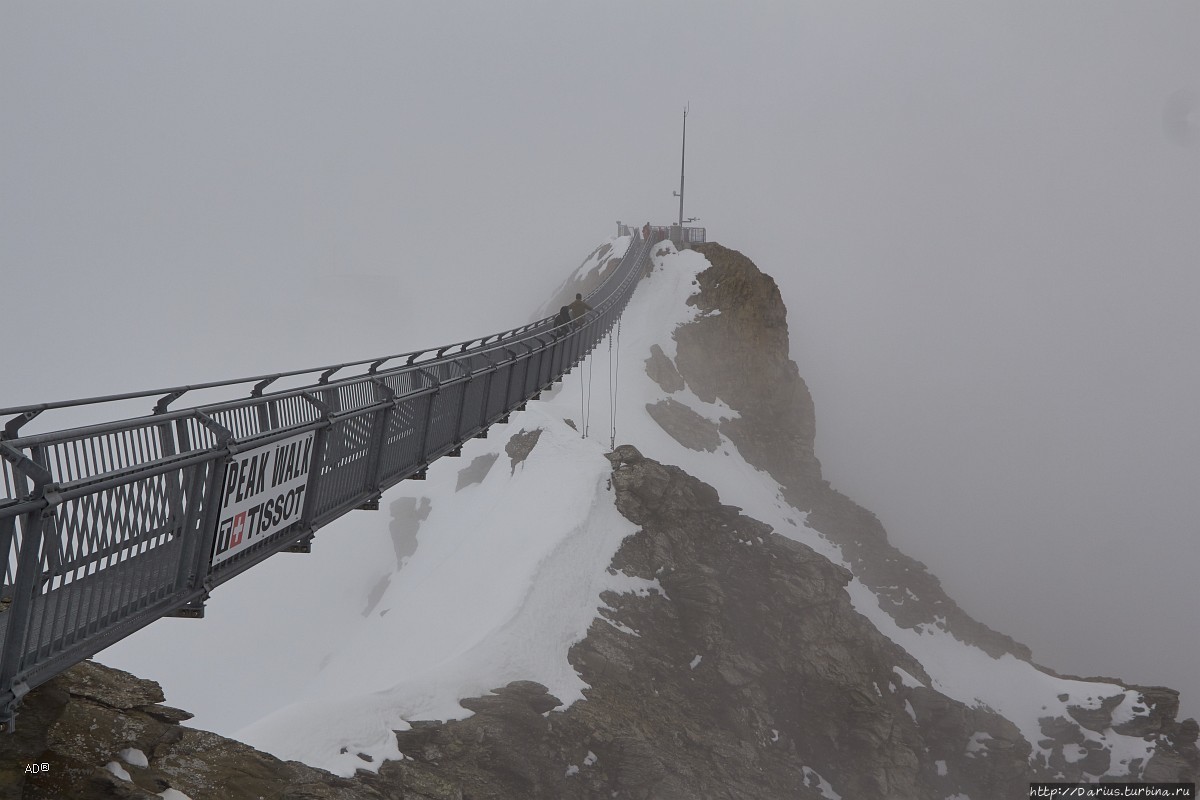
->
[211,431,316,566]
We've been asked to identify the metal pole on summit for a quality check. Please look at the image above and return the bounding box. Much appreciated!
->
[675,104,688,230]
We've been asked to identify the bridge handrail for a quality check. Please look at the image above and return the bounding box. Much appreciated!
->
[0,248,640,456]
[0,233,655,731]
[0,319,561,437]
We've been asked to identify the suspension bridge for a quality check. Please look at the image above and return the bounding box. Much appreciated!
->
[0,227,704,731]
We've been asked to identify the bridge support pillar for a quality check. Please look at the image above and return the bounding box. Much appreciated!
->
[0,680,29,733]
[167,601,206,620]
[286,535,314,554]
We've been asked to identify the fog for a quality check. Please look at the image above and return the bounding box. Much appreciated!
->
[2,2,1197,722]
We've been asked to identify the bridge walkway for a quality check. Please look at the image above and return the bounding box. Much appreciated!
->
[0,232,663,730]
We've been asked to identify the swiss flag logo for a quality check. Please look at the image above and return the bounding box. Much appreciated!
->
[230,511,246,547]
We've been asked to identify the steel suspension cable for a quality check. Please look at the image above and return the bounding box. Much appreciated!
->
[583,348,595,438]
[608,318,622,450]
[607,333,614,448]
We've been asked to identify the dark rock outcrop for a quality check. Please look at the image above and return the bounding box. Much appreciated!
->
[644,398,721,452]
[675,243,821,491]
[0,661,385,800]
[385,446,1194,797]
[12,448,1193,798]
[504,428,543,473]
[671,242,1031,660]
[643,344,684,394]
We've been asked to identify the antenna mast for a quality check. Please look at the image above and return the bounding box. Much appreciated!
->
[677,104,688,229]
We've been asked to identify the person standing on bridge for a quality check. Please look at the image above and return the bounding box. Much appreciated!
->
[642,222,650,240]
[552,304,572,338]
[569,293,593,330]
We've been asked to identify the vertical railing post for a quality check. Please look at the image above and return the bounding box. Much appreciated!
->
[537,336,549,390]
[174,412,236,615]
[500,349,517,406]
[0,513,15,588]
[507,344,527,406]
[316,386,343,501]
[539,335,554,392]
[153,414,187,558]
[251,377,278,435]
[477,354,496,430]
[528,336,548,394]
[296,393,334,533]
[169,415,207,599]
[362,379,396,504]
[572,323,585,367]
[28,446,60,579]
[415,370,440,466]
[555,333,567,381]
[0,442,55,733]
[0,507,45,732]
[450,360,470,446]
[171,458,216,601]
[255,402,271,434]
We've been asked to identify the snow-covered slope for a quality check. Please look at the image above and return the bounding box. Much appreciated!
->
[97,238,1194,786]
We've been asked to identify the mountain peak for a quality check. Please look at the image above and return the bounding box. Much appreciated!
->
[24,235,1193,797]
[675,242,823,492]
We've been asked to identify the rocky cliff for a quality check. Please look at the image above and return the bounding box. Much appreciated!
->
[4,240,1196,799]
[676,242,1033,659]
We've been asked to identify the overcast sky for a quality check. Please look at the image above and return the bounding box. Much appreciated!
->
[2,2,1197,721]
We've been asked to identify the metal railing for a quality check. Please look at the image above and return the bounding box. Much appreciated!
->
[0,234,653,730]
[647,225,705,245]
[615,224,705,246]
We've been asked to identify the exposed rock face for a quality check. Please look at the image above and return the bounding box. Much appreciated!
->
[644,398,721,452]
[669,242,1031,660]
[643,344,684,394]
[10,448,1195,798]
[370,446,943,798]
[675,243,821,491]
[6,240,1195,797]
[0,661,383,800]
[504,428,543,473]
